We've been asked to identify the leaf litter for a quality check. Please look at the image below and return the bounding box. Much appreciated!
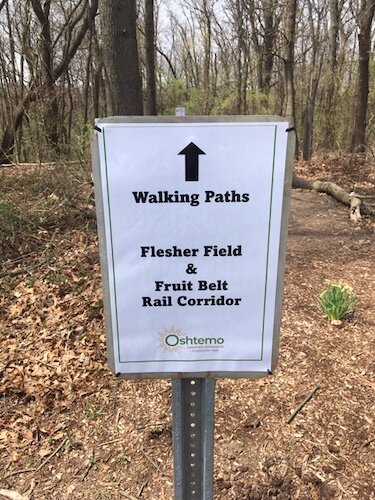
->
[0,158,374,499]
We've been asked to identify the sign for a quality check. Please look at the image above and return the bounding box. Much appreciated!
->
[92,117,294,378]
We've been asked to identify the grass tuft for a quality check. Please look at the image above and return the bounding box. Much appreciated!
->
[318,282,357,323]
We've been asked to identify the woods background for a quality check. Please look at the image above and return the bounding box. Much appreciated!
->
[1,3,375,498]
[1,0,375,165]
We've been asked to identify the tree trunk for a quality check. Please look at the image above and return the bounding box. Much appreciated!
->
[248,0,276,95]
[282,0,298,156]
[145,0,157,115]
[263,0,275,94]
[235,0,244,114]
[302,55,323,160]
[93,62,103,119]
[0,89,36,164]
[100,0,144,116]
[282,0,297,120]
[92,28,103,119]
[302,76,317,160]
[31,0,60,155]
[348,0,375,153]
[321,0,340,149]
[84,29,93,124]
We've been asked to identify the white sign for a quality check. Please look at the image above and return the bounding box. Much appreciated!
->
[92,117,293,378]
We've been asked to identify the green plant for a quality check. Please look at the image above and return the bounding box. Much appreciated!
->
[318,282,357,323]
[63,431,75,451]
[112,451,131,464]
[85,405,103,421]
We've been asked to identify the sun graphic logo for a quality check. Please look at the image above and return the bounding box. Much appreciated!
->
[158,327,183,353]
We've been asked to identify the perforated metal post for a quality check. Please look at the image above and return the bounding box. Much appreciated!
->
[172,378,216,500]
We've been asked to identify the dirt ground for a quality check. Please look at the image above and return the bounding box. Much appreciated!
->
[0,158,374,499]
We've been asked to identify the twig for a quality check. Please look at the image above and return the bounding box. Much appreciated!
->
[3,251,38,265]
[1,468,35,481]
[362,437,375,448]
[28,355,56,370]
[0,258,47,279]
[137,478,149,498]
[140,451,160,471]
[2,438,68,481]
[287,385,320,424]
[97,438,123,448]
[35,438,68,472]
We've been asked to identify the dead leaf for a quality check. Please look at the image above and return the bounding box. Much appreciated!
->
[38,446,52,458]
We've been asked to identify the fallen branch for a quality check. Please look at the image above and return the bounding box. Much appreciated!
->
[0,160,88,168]
[287,385,320,424]
[292,174,373,221]
[1,468,35,481]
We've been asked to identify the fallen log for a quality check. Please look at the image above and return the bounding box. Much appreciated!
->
[292,174,374,221]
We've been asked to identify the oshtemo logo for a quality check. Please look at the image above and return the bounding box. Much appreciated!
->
[158,327,224,353]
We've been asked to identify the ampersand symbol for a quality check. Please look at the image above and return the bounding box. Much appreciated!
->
[186,263,197,274]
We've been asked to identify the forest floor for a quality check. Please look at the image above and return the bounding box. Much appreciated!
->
[0,155,374,500]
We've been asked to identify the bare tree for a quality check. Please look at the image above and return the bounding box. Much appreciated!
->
[0,0,98,164]
[348,0,375,153]
[1,0,375,164]
[320,0,342,150]
[302,0,326,160]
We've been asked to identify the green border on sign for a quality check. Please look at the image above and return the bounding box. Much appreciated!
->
[102,124,278,365]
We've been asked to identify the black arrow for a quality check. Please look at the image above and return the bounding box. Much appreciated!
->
[178,142,206,181]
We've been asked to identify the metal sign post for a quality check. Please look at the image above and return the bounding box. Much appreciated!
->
[172,378,215,500]
[171,108,216,500]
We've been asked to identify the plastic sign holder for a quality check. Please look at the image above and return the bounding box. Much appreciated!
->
[92,116,295,499]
